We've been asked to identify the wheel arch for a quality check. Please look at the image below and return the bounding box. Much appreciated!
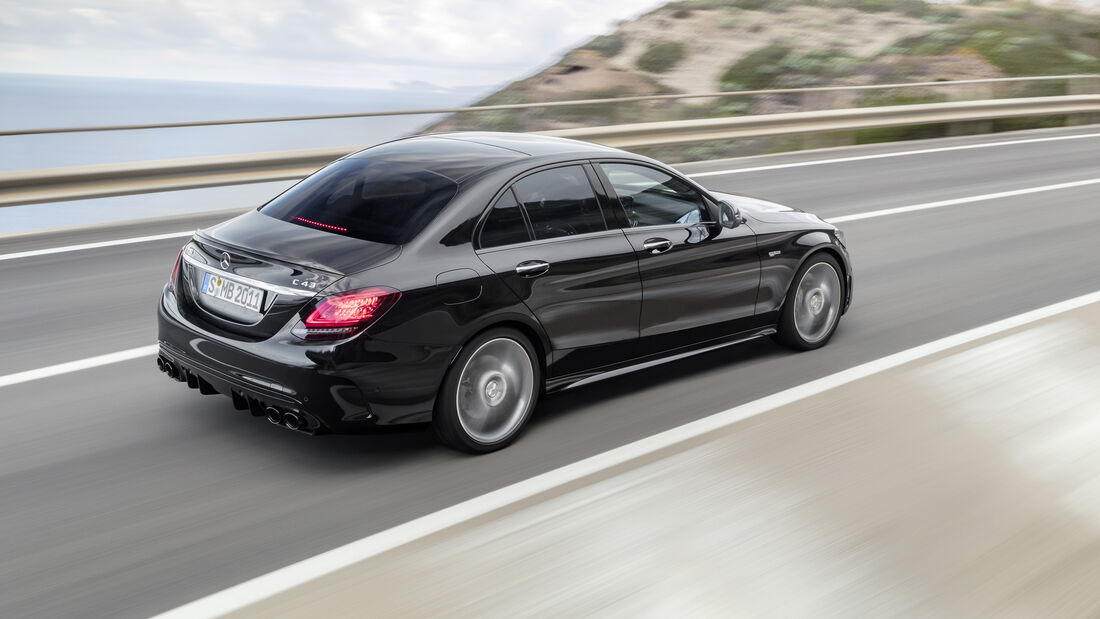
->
[442,317,550,400]
[781,243,851,314]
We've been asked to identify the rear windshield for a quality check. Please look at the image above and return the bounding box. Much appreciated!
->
[259,158,459,245]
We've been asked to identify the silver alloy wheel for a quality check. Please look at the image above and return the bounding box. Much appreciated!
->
[793,261,842,344]
[456,337,535,444]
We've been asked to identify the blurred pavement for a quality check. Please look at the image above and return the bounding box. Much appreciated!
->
[234,300,1100,617]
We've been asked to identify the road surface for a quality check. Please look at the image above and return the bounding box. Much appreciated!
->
[0,125,1098,618]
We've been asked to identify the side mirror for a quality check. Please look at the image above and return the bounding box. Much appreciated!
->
[719,201,743,229]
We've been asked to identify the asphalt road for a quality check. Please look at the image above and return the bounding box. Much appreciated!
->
[1,125,1098,618]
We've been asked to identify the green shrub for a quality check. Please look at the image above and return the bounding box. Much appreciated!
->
[720,44,864,90]
[582,34,625,58]
[886,6,1100,75]
[894,0,928,18]
[636,41,687,73]
[720,43,792,90]
[859,91,947,107]
[732,0,769,9]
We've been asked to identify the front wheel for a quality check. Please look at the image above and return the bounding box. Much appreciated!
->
[433,328,541,453]
[775,254,844,351]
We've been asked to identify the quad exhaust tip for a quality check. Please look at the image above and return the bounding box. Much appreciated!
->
[264,406,283,426]
[282,412,303,431]
[157,356,180,380]
[265,406,308,432]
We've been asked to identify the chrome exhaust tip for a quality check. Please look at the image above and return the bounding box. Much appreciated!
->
[156,357,166,372]
[164,361,180,380]
[264,406,283,425]
[282,412,303,431]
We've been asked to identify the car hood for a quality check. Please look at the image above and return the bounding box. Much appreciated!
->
[711,191,831,227]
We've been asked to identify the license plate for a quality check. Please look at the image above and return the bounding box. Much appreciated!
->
[201,271,265,312]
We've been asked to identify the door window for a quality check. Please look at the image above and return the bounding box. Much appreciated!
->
[600,163,708,228]
[512,166,607,240]
[480,189,531,248]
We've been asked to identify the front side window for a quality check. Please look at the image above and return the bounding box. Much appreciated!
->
[480,189,531,248]
[512,166,606,240]
[600,163,708,228]
[260,158,458,245]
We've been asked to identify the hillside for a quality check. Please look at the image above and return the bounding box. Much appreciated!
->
[429,0,1100,156]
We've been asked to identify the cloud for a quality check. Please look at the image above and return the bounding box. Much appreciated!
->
[0,0,662,89]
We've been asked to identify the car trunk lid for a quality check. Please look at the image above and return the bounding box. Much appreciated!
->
[177,210,400,339]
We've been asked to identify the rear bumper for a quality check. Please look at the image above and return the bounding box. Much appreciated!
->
[157,293,449,432]
[156,341,342,434]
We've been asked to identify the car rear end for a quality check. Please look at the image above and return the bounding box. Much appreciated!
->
[156,154,462,433]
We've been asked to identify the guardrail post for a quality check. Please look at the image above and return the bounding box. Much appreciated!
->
[802,131,855,150]
[947,120,994,136]
[1069,76,1100,95]
[1068,77,1100,126]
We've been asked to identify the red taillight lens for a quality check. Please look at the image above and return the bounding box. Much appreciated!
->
[167,248,183,292]
[293,287,400,340]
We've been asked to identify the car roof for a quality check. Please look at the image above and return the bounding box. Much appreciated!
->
[347,132,624,183]
[431,132,622,157]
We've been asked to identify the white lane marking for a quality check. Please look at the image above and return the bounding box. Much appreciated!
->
[687,132,1100,178]
[151,288,1100,619]
[827,177,1100,224]
[0,231,193,262]
[0,345,159,389]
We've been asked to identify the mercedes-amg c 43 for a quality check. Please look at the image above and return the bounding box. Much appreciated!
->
[157,132,852,452]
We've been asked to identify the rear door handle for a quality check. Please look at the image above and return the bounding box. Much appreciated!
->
[515,260,550,278]
[642,238,673,254]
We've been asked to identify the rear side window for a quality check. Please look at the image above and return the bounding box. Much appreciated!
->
[260,158,458,245]
[480,190,531,248]
[512,166,606,240]
[600,163,707,227]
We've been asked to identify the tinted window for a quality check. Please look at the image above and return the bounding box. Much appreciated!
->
[601,163,708,227]
[480,189,531,248]
[260,158,458,245]
[513,166,606,240]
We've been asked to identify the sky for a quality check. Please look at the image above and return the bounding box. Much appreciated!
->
[0,0,665,91]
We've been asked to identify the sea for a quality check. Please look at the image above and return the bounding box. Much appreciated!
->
[0,73,487,234]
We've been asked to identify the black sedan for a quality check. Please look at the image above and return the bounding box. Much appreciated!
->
[157,132,852,452]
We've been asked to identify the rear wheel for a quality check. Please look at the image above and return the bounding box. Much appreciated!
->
[434,328,541,453]
[775,254,844,351]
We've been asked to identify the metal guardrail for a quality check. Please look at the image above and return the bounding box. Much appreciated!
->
[0,147,353,209]
[1,74,1096,137]
[541,95,1100,148]
[1,94,1098,208]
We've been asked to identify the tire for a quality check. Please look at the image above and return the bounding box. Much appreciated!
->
[775,253,845,351]
[433,327,541,453]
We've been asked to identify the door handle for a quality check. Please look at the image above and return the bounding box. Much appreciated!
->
[642,238,673,254]
[515,260,550,278]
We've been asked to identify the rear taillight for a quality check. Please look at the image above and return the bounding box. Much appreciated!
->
[167,248,183,292]
[292,287,400,340]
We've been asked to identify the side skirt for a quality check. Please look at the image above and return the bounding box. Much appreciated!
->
[549,326,778,392]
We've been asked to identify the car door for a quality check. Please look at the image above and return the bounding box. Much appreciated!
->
[595,161,762,356]
[475,163,642,378]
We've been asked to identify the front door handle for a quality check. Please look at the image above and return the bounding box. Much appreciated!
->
[515,260,550,278]
[642,238,673,254]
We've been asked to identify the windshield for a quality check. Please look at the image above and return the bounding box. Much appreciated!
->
[259,158,459,245]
